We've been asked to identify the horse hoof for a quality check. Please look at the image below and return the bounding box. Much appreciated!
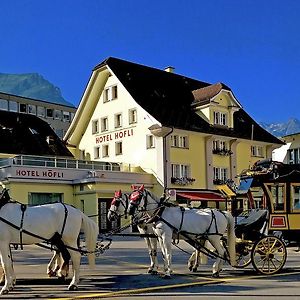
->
[192,268,198,272]
[68,285,78,291]
[212,272,220,278]
[147,268,153,274]
[48,270,57,277]
[1,289,9,295]
[151,270,158,275]
[163,274,171,279]
[57,276,66,283]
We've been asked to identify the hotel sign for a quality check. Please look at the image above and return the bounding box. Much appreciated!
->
[95,128,134,144]
[16,169,64,179]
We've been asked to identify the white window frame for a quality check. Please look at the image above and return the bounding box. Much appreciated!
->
[0,99,8,111]
[171,163,190,178]
[92,120,99,134]
[213,111,227,126]
[102,144,109,157]
[9,101,18,112]
[129,108,137,124]
[63,111,71,122]
[288,148,300,164]
[37,106,46,117]
[28,104,36,115]
[171,134,188,148]
[213,167,228,181]
[146,135,155,149]
[114,113,122,128]
[251,145,263,157]
[101,117,108,132]
[94,146,100,159]
[54,109,62,120]
[103,85,118,103]
[115,141,123,155]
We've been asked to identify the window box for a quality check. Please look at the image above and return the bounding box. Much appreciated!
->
[171,177,195,185]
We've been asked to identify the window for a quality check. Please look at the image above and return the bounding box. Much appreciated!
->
[54,109,62,120]
[213,111,227,126]
[102,144,109,157]
[103,85,118,102]
[19,103,27,113]
[129,108,137,124]
[101,117,108,132]
[92,120,99,134]
[251,145,263,157]
[268,184,285,211]
[292,185,300,211]
[213,167,228,183]
[146,135,155,149]
[213,140,227,151]
[94,146,100,159]
[29,193,63,206]
[114,113,122,128]
[0,99,8,111]
[171,164,190,178]
[63,111,71,122]
[37,106,46,117]
[171,135,188,148]
[288,148,300,164]
[115,141,123,155]
[28,104,36,115]
[9,101,18,112]
[46,108,53,118]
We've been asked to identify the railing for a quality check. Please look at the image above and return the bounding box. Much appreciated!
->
[171,177,196,185]
[0,155,121,172]
[212,148,233,156]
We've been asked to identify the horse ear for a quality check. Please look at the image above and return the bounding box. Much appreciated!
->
[139,184,144,191]
[131,184,136,190]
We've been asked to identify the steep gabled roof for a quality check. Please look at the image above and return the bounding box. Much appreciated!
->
[93,57,283,145]
[0,110,73,156]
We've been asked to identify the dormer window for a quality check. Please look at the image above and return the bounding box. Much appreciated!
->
[214,111,227,126]
[103,85,118,102]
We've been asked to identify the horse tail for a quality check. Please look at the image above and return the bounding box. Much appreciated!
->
[223,211,236,266]
[81,213,99,268]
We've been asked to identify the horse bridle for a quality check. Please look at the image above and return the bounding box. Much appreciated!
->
[109,193,129,219]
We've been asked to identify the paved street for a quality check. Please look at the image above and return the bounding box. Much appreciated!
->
[2,236,300,299]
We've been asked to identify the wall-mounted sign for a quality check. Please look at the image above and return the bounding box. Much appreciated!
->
[95,128,134,144]
[16,169,64,178]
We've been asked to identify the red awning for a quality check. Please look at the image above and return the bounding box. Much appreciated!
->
[177,192,226,201]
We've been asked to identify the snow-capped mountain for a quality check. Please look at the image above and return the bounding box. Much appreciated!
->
[259,118,300,137]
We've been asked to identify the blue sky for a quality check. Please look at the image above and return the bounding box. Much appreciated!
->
[0,0,299,123]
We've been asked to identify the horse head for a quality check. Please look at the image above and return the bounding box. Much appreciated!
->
[107,190,128,222]
[128,184,148,216]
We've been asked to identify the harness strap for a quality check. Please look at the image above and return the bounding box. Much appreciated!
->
[60,202,69,236]
[19,204,27,250]
[175,206,185,244]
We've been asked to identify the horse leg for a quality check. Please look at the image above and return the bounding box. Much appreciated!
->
[67,246,81,291]
[209,237,225,278]
[0,244,14,295]
[47,251,60,277]
[155,226,172,278]
[188,251,196,271]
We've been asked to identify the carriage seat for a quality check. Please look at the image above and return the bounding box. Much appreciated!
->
[235,209,268,239]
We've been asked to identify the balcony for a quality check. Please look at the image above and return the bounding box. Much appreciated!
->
[213,179,226,185]
[0,155,121,172]
[171,177,195,186]
[212,148,233,156]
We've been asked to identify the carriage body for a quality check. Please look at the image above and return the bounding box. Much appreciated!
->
[233,160,300,274]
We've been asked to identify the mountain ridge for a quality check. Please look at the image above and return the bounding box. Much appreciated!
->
[259,118,300,137]
[0,72,75,107]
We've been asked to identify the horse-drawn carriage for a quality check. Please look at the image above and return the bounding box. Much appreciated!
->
[108,159,300,277]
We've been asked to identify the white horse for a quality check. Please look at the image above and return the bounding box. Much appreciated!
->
[107,190,159,274]
[128,185,236,278]
[0,189,99,295]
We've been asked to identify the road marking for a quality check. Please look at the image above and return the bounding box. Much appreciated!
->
[52,270,300,300]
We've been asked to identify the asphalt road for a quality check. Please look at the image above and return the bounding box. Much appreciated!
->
[2,236,300,299]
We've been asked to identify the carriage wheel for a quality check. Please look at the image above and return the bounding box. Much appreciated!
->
[251,236,287,275]
[235,244,252,268]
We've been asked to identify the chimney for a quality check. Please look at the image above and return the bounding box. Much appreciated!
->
[164,66,175,73]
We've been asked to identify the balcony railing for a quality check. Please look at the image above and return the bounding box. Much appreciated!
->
[213,179,226,185]
[0,155,121,172]
[171,177,195,186]
[212,148,233,156]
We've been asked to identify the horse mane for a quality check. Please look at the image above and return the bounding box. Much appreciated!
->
[146,189,177,207]
[0,188,11,209]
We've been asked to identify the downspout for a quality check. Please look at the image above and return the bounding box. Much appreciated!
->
[163,127,174,192]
